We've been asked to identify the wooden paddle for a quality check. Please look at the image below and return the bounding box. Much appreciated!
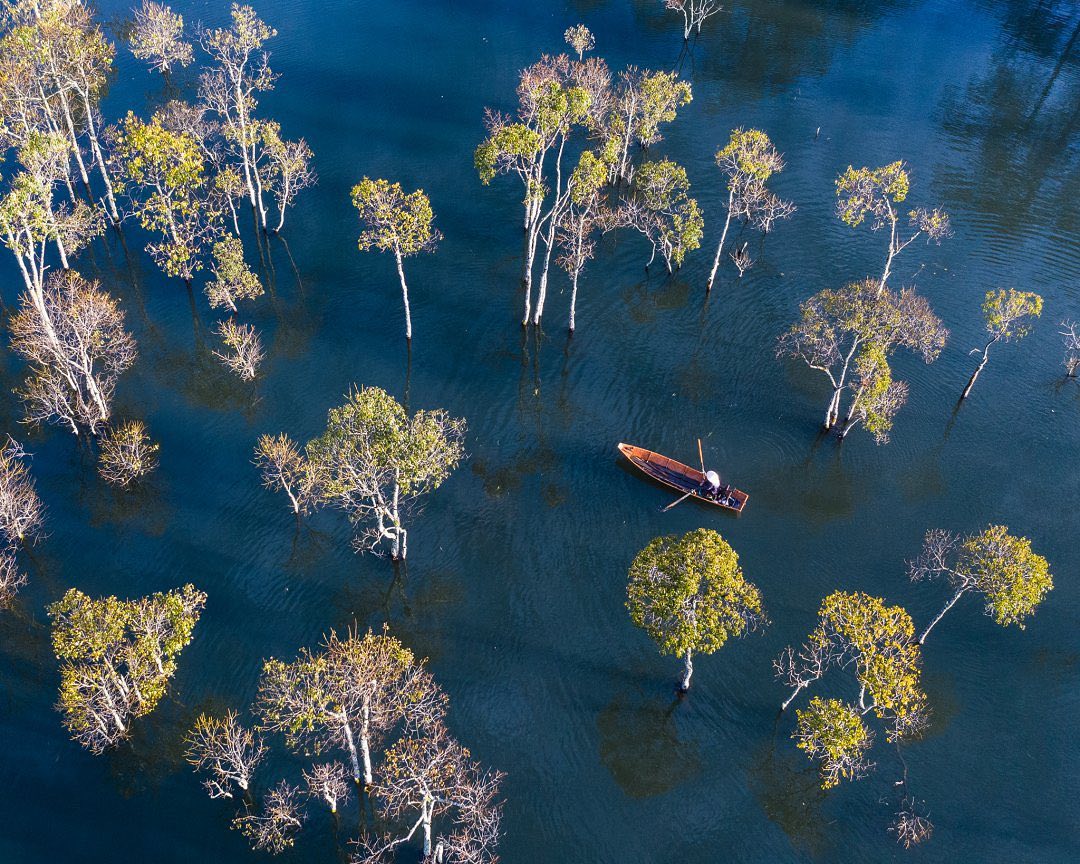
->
[697,438,706,474]
[661,439,707,512]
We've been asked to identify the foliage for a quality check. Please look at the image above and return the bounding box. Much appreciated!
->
[205,235,263,311]
[232,780,304,853]
[619,158,703,271]
[351,177,441,257]
[213,319,264,381]
[48,583,206,753]
[564,24,595,59]
[98,420,160,488]
[129,1,192,73]
[795,697,874,789]
[980,289,1043,343]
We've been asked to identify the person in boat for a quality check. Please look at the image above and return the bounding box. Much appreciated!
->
[704,470,722,499]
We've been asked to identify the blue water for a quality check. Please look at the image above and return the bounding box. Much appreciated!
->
[0,1,1078,862]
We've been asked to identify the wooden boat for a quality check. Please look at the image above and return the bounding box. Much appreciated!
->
[618,443,748,513]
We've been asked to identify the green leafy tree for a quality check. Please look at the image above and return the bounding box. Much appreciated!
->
[776,279,947,437]
[707,128,793,291]
[259,120,315,233]
[960,289,1043,399]
[110,110,220,281]
[600,67,691,185]
[205,234,263,312]
[835,160,951,292]
[909,525,1053,644]
[350,178,441,341]
[795,697,874,789]
[627,528,767,691]
[475,54,590,324]
[257,627,445,788]
[776,591,928,751]
[617,157,703,273]
[48,583,206,753]
[267,386,465,559]
[555,149,610,332]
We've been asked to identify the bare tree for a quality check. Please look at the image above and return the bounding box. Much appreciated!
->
[0,437,45,549]
[1060,320,1080,377]
[10,270,137,435]
[129,1,193,74]
[890,797,934,848]
[186,710,267,799]
[303,761,352,814]
[731,241,752,277]
[254,433,318,515]
[213,319,264,381]
[98,420,160,487]
[232,780,305,854]
[664,0,724,40]
[0,551,28,609]
[358,722,505,864]
[260,121,315,233]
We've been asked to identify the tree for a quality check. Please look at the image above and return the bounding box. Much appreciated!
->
[598,67,691,185]
[213,319,264,381]
[129,1,192,74]
[555,150,609,332]
[303,762,352,814]
[706,128,792,291]
[357,722,504,864]
[626,528,767,692]
[351,178,441,342]
[186,710,267,799]
[257,628,446,787]
[254,433,318,515]
[199,3,278,230]
[303,387,466,559]
[837,343,909,443]
[260,121,315,233]
[475,54,590,324]
[48,584,207,753]
[1060,320,1080,377]
[205,234,263,311]
[563,24,594,59]
[775,591,928,748]
[10,270,137,435]
[110,110,220,282]
[0,436,43,607]
[960,289,1042,399]
[776,279,947,436]
[664,0,724,40]
[909,525,1053,644]
[232,780,305,853]
[794,697,874,789]
[835,161,951,292]
[617,158,703,273]
[98,419,160,487]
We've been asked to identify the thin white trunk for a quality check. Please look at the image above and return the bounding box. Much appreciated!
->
[706,188,735,292]
[920,587,968,644]
[78,88,119,222]
[679,648,693,692]
[394,247,412,341]
[781,681,806,712]
[962,343,993,400]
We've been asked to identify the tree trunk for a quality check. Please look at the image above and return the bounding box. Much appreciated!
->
[394,247,412,341]
[707,188,735,292]
[78,89,120,223]
[569,270,580,333]
[422,807,433,859]
[780,682,806,712]
[824,387,842,429]
[532,216,558,326]
[961,344,992,400]
[341,720,362,785]
[679,648,693,692]
[919,587,968,644]
[360,704,373,786]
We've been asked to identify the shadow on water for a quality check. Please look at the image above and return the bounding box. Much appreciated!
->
[597,687,703,799]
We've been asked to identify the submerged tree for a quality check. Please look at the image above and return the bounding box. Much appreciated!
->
[0,437,44,607]
[232,780,305,853]
[794,697,874,789]
[960,289,1042,400]
[555,150,609,332]
[257,628,447,787]
[98,420,160,488]
[110,110,219,282]
[351,178,441,342]
[835,161,951,292]
[664,0,724,40]
[186,710,267,799]
[627,528,767,692]
[303,761,352,815]
[254,433,318,515]
[260,121,315,233]
[776,279,947,437]
[775,591,928,785]
[706,128,793,291]
[48,584,207,753]
[303,387,466,559]
[909,525,1053,644]
[129,1,193,74]
[617,158,703,273]
[205,235,263,311]
[563,23,595,59]
[213,320,264,381]
[357,721,505,864]
[1060,320,1080,377]
[10,270,137,435]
